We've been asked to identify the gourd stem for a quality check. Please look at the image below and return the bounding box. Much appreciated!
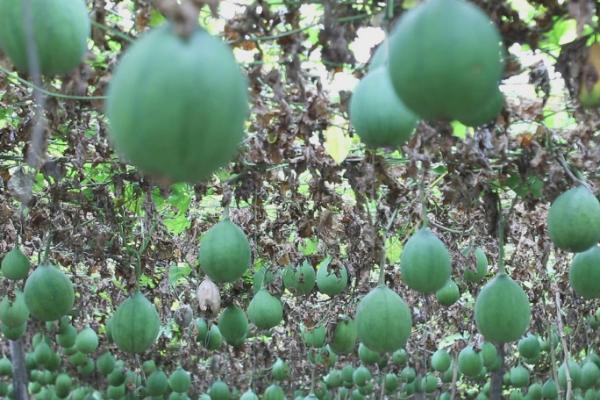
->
[386,0,394,21]
[418,167,429,228]
[42,232,52,265]
[497,200,505,275]
[378,245,386,286]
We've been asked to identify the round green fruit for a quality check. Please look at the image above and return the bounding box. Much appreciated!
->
[358,343,381,365]
[56,324,76,348]
[475,273,531,343]
[96,352,115,376]
[240,390,259,400]
[431,348,451,372]
[316,259,348,296]
[24,264,74,321]
[218,305,248,346]
[75,326,98,354]
[264,384,285,400]
[542,379,558,399]
[146,370,168,396]
[54,373,71,398]
[0,0,90,76]
[209,380,230,400]
[388,0,504,120]
[202,324,223,350]
[400,228,451,294]
[349,67,418,148]
[547,186,600,252]
[463,246,488,283]
[456,88,504,127]
[581,361,600,389]
[111,291,160,353]
[436,280,460,306]
[302,325,326,348]
[330,318,357,355]
[355,285,412,353]
[0,357,12,375]
[272,358,290,381]
[559,359,582,388]
[353,366,371,386]
[283,261,316,296]
[247,289,283,329]
[458,346,482,377]
[518,334,540,360]
[199,219,251,283]
[169,367,191,393]
[1,321,26,340]
[510,365,530,387]
[0,292,29,327]
[106,24,248,183]
[1,247,30,280]
[570,246,600,299]
[384,373,399,394]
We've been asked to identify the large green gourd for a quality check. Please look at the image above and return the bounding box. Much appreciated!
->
[547,186,600,252]
[247,289,283,329]
[106,24,248,183]
[435,280,460,306]
[388,0,504,120]
[169,367,191,393]
[456,88,505,127]
[283,261,316,295]
[199,219,251,283]
[0,0,90,76]
[458,346,482,377]
[218,305,248,346]
[24,264,74,321]
[1,247,30,280]
[474,273,531,343]
[111,291,160,353]
[75,326,98,354]
[400,228,451,294]
[355,285,412,353]
[146,370,168,396]
[349,68,418,148]
[209,380,231,400]
[569,246,600,299]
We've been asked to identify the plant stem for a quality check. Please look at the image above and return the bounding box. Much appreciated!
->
[496,198,506,275]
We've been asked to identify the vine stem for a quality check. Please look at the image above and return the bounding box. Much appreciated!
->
[549,323,560,399]
[554,284,572,400]
[418,164,429,228]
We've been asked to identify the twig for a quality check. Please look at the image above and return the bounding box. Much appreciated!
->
[554,287,572,400]
[556,152,590,190]
[549,323,560,399]
[9,339,29,400]
[450,352,458,400]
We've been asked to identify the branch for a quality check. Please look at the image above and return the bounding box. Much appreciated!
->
[554,287,572,400]
[9,339,29,400]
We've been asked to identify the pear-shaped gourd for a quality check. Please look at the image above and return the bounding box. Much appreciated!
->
[169,367,191,393]
[355,285,412,353]
[247,289,283,329]
[463,246,488,283]
[75,326,98,354]
[1,247,30,280]
[0,292,29,327]
[96,352,115,376]
[547,186,600,252]
[106,24,249,183]
[569,246,600,299]
[517,334,540,361]
[283,261,316,295]
[209,380,231,400]
[458,346,482,377]
[400,228,451,294]
[436,280,460,306]
[272,358,290,381]
[316,258,348,296]
[202,324,223,351]
[24,264,74,321]
[264,384,285,400]
[199,219,251,283]
[146,370,169,396]
[349,68,418,148]
[301,325,326,348]
[111,291,160,353]
[475,273,531,343]
[510,365,530,387]
[218,305,248,346]
[330,318,357,355]
[431,349,451,372]
[240,390,259,400]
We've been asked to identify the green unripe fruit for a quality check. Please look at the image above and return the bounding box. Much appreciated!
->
[142,359,157,375]
[358,343,381,365]
[528,383,543,400]
[518,334,541,360]
[54,373,71,398]
[146,370,169,396]
[341,364,354,384]
[264,384,285,400]
[111,291,160,353]
[1,321,26,340]
[432,348,451,372]
[97,352,115,376]
[559,359,582,389]
[384,373,399,394]
[199,220,251,283]
[195,317,209,342]
[475,273,531,343]
[75,326,98,354]
[330,318,357,355]
[316,258,348,296]
[542,379,558,399]
[56,324,76,348]
[570,246,600,299]
[0,357,12,375]
[547,186,600,252]
[24,264,74,321]
[77,357,95,376]
[247,289,283,329]
[463,246,488,283]
[422,374,438,393]
[0,292,29,327]
[302,325,326,348]
[400,228,452,294]
[325,369,343,389]
[272,358,290,381]
[388,0,504,120]
[353,366,371,386]
[106,24,249,183]
[401,366,416,383]
[0,0,90,76]
[218,305,248,346]
[355,285,412,353]
[581,361,600,389]
[458,346,482,377]
[392,348,408,366]
[169,367,191,393]
[510,365,530,387]
[436,280,460,306]
[106,384,125,399]
[283,261,316,296]
[456,88,505,127]
[349,67,418,148]
[240,390,259,400]
[209,380,230,400]
[203,324,223,351]
[34,340,52,367]
[1,247,30,280]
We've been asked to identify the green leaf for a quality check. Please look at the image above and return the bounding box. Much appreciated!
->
[168,263,192,287]
[323,125,352,164]
[301,237,319,256]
